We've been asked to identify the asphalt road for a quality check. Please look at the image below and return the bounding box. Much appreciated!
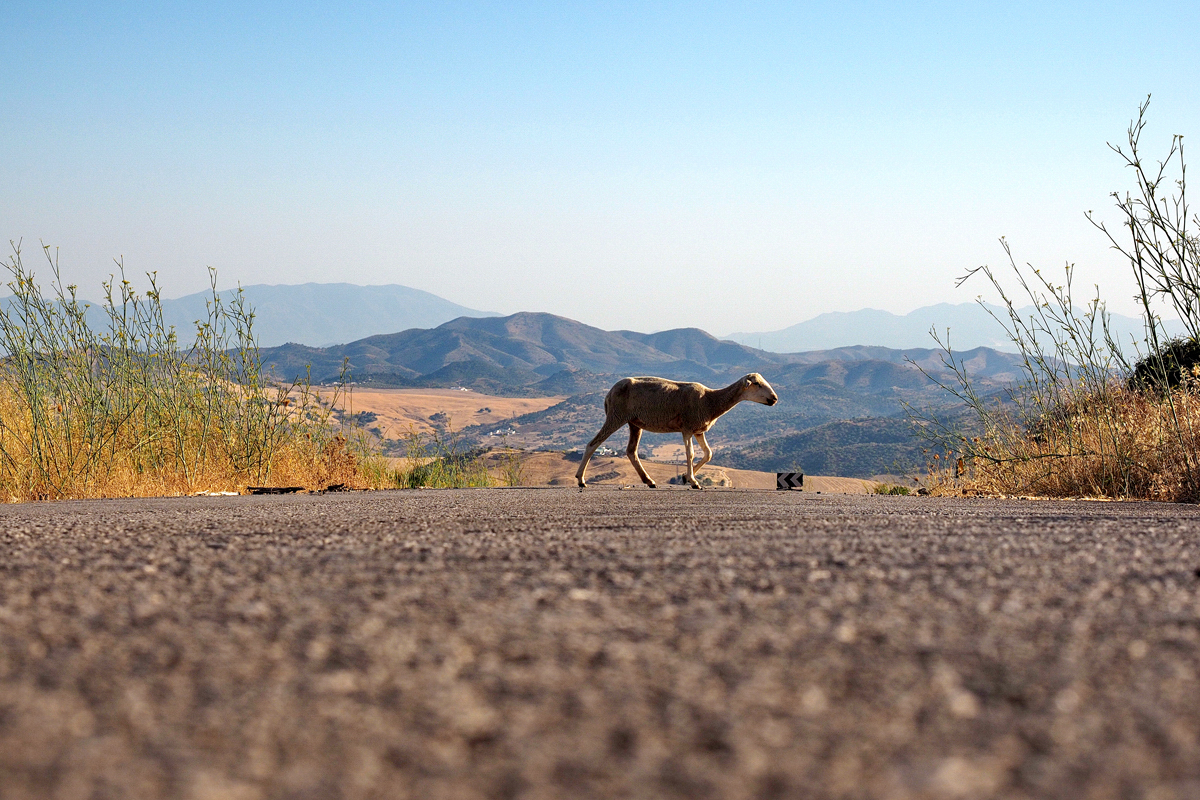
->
[2,488,1199,800]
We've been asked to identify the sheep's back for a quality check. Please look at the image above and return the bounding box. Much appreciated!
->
[618,376,709,433]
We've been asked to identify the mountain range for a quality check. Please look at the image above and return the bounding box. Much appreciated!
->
[26,280,1172,354]
[258,311,1023,393]
[195,284,1169,355]
[152,283,497,347]
[726,302,1170,353]
[3,282,494,348]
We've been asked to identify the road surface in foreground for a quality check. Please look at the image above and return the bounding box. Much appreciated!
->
[2,489,1199,799]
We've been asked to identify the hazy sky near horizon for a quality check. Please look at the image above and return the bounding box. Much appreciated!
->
[5,1,1199,335]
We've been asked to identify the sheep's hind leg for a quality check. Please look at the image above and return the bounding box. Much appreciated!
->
[682,433,701,489]
[694,432,714,471]
[626,424,656,488]
[576,418,626,488]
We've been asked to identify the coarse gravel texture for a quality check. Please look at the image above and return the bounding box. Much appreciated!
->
[1,488,1200,800]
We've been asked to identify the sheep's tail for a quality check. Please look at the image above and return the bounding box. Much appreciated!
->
[603,378,630,418]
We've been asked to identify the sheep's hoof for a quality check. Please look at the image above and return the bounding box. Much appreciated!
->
[577,479,587,489]
[645,480,657,488]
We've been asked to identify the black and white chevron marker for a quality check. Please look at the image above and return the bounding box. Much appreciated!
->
[776,472,803,490]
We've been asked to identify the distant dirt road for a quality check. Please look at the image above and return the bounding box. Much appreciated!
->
[2,490,1199,799]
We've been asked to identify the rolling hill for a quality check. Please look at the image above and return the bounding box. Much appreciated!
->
[259,311,1020,395]
[720,418,928,478]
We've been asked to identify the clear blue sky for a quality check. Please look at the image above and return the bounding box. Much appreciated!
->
[4,1,1199,334]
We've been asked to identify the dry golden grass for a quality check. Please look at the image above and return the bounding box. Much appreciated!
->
[940,385,1200,502]
[0,384,384,501]
[918,101,1200,504]
[0,244,399,502]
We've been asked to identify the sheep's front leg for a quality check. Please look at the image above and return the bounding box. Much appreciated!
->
[682,433,701,489]
[627,424,656,488]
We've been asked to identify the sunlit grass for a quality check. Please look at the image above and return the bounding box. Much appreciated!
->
[0,241,383,500]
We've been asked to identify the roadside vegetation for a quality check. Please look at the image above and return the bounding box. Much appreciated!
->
[917,98,1200,501]
[391,427,494,488]
[495,443,527,487]
[0,242,386,501]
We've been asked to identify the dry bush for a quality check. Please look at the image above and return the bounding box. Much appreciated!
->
[934,382,1200,501]
[251,432,387,493]
[0,242,385,500]
[915,98,1200,501]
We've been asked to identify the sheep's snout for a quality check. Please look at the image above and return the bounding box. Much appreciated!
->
[746,384,779,406]
[743,375,779,406]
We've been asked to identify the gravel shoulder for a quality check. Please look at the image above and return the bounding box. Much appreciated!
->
[2,489,1199,799]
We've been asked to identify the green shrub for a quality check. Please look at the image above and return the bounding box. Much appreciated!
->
[1128,338,1200,393]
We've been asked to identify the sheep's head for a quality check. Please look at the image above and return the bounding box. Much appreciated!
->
[741,373,778,406]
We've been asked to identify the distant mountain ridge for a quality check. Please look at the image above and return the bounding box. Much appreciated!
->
[3,282,493,348]
[158,283,498,347]
[27,282,1173,355]
[260,312,775,392]
[726,302,1168,353]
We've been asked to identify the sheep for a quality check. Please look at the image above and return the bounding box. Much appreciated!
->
[576,373,778,489]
